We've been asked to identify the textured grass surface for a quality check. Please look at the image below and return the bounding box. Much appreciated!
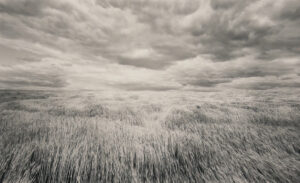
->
[0,89,299,182]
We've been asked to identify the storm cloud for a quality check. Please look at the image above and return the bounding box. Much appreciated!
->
[0,0,299,90]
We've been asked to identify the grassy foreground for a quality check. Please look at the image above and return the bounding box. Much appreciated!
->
[0,89,299,183]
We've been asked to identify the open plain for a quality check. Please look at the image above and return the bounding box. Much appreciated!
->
[0,89,299,182]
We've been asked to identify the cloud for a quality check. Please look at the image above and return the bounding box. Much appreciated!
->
[222,76,300,90]
[168,56,300,88]
[0,0,48,16]
[113,83,179,91]
[0,44,43,65]
[0,76,66,88]
[0,64,67,89]
[0,0,299,90]
[186,79,231,87]
[184,0,300,60]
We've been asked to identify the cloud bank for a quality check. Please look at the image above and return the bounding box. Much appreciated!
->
[0,0,299,90]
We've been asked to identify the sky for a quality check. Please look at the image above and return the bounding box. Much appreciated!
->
[0,0,299,91]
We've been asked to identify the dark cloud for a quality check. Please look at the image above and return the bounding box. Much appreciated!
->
[0,0,47,16]
[117,57,169,70]
[232,81,300,90]
[100,0,200,16]
[186,0,300,61]
[277,0,300,20]
[185,79,231,87]
[114,83,179,91]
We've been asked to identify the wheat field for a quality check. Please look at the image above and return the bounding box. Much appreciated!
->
[0,89,299,183]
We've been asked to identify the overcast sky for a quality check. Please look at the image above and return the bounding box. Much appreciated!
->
[0,0,299,91]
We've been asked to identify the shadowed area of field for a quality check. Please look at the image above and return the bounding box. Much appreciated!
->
[0,89,299,182]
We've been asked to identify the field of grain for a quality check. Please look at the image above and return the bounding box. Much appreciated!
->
[0,89,299,182]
